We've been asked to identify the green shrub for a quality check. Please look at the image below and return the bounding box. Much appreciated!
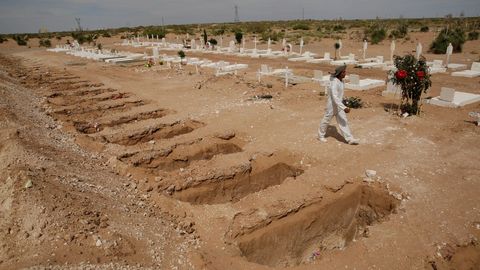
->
[245,22,268,34]
[102,31,111,38]
[468,31,479,40]
[370,28,386,44]
[211,26,226,36]
[143,27,166,38]
[13,35,28,46]
[39,38,51,47]
[429,27,465,54]
[332,24,346,32]
[71,32,86,44]
[390,23,408,39]
[365,24,386,44]
[292,23,310,31]
[0,35,7,43]
[260,30,284,42]
[169,25,193,35]
[420,26,429,32]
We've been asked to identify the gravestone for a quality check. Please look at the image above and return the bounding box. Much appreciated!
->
[439,87,455,102]
[229,40,236,53]
[349,74,360,85]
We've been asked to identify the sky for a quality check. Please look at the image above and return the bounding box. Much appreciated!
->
[0,0,479,34]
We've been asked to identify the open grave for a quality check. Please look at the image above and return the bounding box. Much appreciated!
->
[170,152,303,205]
[73,108,173,134]
[234,183,399,267]
[101,119,205,146]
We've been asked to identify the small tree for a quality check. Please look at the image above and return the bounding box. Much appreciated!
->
[429,27,465,54]
[208,38,217,49]
[177,50,186,64]
[235,31,243,44]
[203,29,208,45]
[389,54,432,115]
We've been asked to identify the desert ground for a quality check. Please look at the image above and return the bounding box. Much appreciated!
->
[0,30,479,270]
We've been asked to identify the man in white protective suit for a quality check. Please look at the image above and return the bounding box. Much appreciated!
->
[318,65,359,145]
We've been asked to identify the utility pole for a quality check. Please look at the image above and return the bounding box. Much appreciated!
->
[234,5,239,23]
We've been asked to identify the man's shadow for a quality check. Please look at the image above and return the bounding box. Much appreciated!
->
[324,126,348,143]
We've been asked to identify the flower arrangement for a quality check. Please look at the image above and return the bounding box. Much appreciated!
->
[342,96,363,109]
[389,54,432,115]
[145,58,154,68]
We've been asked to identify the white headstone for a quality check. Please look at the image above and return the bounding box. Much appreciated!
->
[152,47,159,61]
[349,74,360,85]
[267,38,271,50]
[440,87,455,102]
[300,38,304,55]
[229,40,236,53]
[390,40,396,63]
[338,39,343,58]
[416,42,422,59]
[446,43,453,65]
[363,40,368,59]
[472,62,480,72]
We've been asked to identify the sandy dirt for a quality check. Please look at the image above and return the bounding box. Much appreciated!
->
[0,31,479,270]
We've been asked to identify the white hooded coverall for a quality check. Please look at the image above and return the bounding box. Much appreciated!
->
[318,77,354,142]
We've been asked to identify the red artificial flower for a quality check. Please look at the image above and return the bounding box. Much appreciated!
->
[395,70,407,79]
[416,70,425,78]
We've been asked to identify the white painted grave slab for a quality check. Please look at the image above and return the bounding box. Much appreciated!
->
[451,62,480,78]
[428,87,480,108]
[345,74,385,91]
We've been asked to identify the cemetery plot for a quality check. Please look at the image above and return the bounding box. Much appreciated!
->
[48,92,131,106]
[50,99,146,120]
[119,136,243,171]
[73,108,173,134]
[235,184,398,267]
[170,152,303,205]
[46,87,117,99]
[100,119,205,146]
